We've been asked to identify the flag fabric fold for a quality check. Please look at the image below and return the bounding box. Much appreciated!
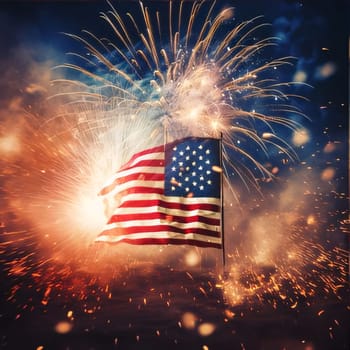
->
[96,137,222,248]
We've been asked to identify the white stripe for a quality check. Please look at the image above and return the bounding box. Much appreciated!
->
[115,164,163,182]
[124,151,164,168]
[113,165,163,180]
[103,180,163,198]
[103,219,220,232]
[111,205,221,219]
[100,166,164,194]
[118,192,221,205]
[96,231,222,244]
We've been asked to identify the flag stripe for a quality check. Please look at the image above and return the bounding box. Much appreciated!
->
[96,230,221,243]
[116,166,164,178]
[109,172,164,186]
[107,212,220,226]
[101,179,163,198]
[118,199,220,212]
[121,159,164,171]
[96,237,221,248]
[99,227,219,239]
[118,186,164,196]
[99,167,164,195]
[117,193,220,206]
[102,220,220,235]
[120,149,164,171]
[104,179,162,194]
[114,204,220,218]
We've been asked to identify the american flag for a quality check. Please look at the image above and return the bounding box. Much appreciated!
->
[96,137,222,248]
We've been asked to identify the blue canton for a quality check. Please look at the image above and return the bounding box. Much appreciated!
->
[164,137,220,198]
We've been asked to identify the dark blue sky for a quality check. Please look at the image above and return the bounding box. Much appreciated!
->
[0,0,347,112]
[1,0,347,97]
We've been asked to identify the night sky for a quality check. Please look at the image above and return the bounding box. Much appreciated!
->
[0,1,349,349]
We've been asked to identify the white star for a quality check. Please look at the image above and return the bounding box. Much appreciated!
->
[206,149,210,154]
[199,156,203,160]
[185,177,189,182]
[199,185,204,190]
[186,145,190,150]
[185,155,190,160]
[172,166,176,171]
[192,150,197,155]
[192,171,196,176]
[206,170,211,175]
[205,159,210,164]
[199,145,203,149]
[172,156,176,161]
[179,151,184,155]
[207,180,212,185]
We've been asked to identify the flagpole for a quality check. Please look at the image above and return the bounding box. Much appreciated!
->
[220,133,226,270]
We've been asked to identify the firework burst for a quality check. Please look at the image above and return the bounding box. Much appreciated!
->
[54,0,309,191]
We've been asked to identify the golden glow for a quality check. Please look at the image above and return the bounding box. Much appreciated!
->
[292,128,310,146]
[321,167,336,181]
[181,312,197,330]
[0,134,21,156]
[307,215,316,225]
[198,323,216,336]
[293,70,307,82]
[185,249,201,266]
[323,142,336,153]
[54,321,73,334]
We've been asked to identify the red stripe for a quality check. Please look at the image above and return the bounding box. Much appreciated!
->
[119,146,164,170]
[120,159,164,171]
[99,225,220,238]
[97,237,221,248]
[119,187,164,196]
[118,173,164,184]
[119,199,220,212]
[107,212,220,226]
[100,173,164,195]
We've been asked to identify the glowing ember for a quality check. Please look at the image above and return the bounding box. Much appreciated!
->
[292,128,310,146]
[181,312,197,330]
[198,322,216,336]
[321,167,336,181]
[185,250,201,267]
[54,321,73,334]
